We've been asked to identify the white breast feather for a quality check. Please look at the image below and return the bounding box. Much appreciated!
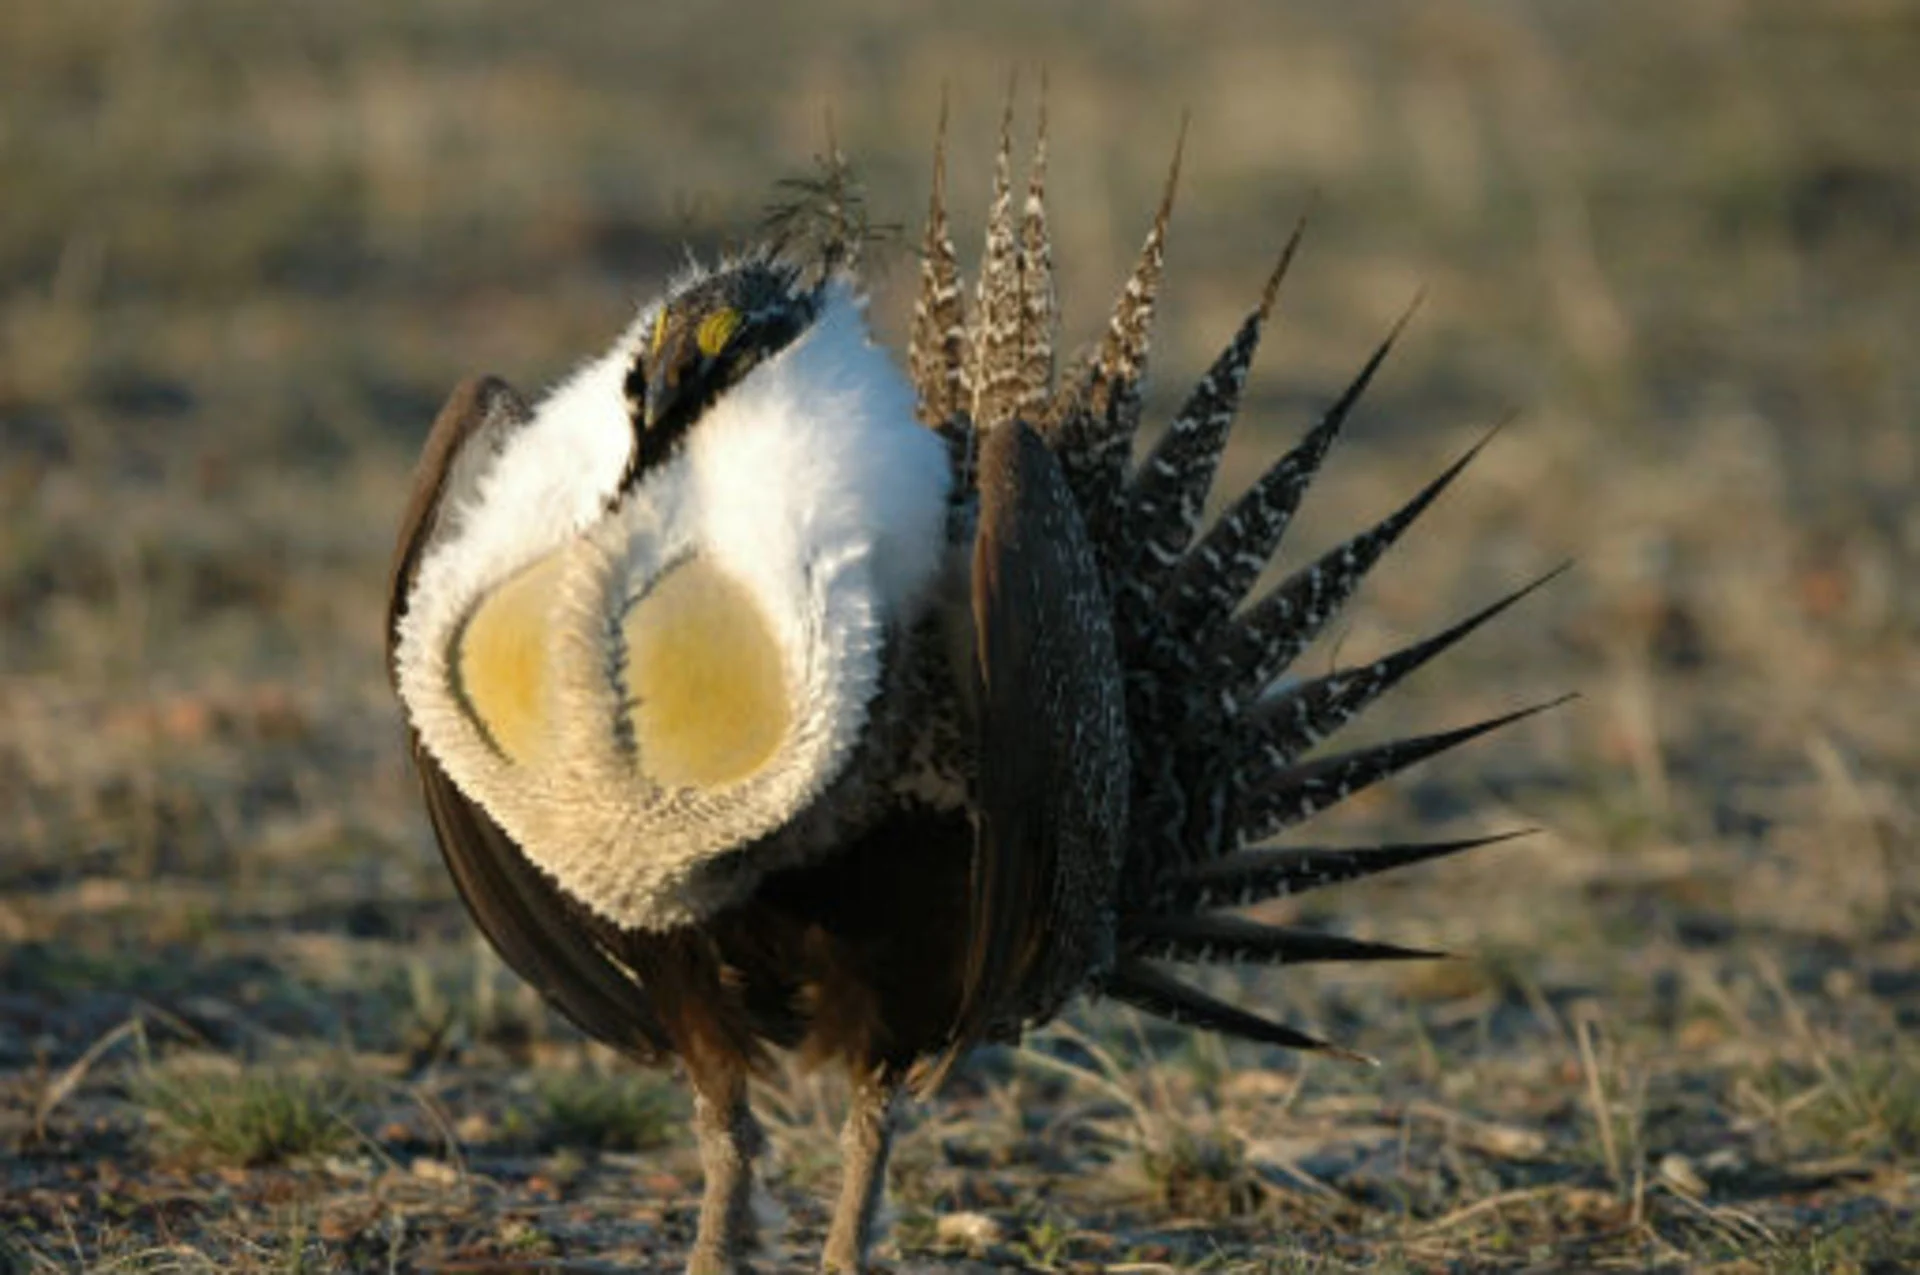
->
[684,287,949,630]
[395,283,952,930]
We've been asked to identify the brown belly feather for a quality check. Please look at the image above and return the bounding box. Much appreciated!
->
[590,805,974,1080]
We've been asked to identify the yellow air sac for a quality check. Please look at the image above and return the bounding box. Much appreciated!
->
[456,552,566,765]
[623,557,788,790]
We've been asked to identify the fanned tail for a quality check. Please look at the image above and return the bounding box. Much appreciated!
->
[907,106,1561,1060]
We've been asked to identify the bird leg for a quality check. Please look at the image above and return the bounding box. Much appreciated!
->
[820,1069,898,1274]
[687,1062,764,1275]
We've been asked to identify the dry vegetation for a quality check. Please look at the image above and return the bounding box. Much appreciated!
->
[2,0,1916,1270]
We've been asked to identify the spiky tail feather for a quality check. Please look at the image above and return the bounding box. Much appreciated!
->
[909,103,1559,1059]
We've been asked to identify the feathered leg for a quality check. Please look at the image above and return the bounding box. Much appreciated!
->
[687,1060,764,1275]
[820,1069,898,1274]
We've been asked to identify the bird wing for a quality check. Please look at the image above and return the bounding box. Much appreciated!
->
[388,376,672,1063]
[386,376,521,677]
[937,419,1128,1081]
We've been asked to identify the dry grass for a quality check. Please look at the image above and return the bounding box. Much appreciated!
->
[3,0,1916,1270]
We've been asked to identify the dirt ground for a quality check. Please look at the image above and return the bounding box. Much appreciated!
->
[2,2,1916,1270]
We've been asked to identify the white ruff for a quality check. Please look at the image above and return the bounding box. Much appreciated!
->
[394,284,952,930]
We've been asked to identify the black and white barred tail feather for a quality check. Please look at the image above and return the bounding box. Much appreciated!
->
[1106,958,1371,1063]
[911,104,1555,1059]
[969,89,1025,435]
[1230,565,1570,787]
[1038,122,1185,555]
[1161,308,1412,655]
[1123,914,1442,967]
[1149,831,1531,914]
[909,96,967,432]
[1014,86,1055,426]
[1203,427,1495,714]
[1118,223,1301,602]
[1230,697,1571,852]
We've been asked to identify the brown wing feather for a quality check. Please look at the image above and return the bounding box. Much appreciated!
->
[386,376,527,686]
[935,421,1128,1083]
[387,375,671,1063]
[415,742,672,1061]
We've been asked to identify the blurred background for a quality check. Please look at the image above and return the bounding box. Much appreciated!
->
[2,0,1915,1269]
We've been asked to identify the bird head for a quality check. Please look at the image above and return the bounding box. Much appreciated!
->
[621,259,823,480]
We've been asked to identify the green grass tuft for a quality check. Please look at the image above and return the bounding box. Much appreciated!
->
[1142,1122,1265,1219]
[530,1069,680,1152]
[128,1061,358,1167]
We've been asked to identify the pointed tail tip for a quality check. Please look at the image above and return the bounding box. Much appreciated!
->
[1534,690,1581,716]
[1324,1041,1380,1067]
[1027,74,1051,191]
[1410,559,1572,659]
[1383,287,1427,348]
[1470,693,1581,739]
[1256,219,1309,319]
[1529,558,1577,593]
[1416,411,1515,501]
[929,89,952,198]
[1458,407,1524,463]
[1152,114,1191,226]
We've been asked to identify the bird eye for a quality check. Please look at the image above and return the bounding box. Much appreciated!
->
[696,307,742,358]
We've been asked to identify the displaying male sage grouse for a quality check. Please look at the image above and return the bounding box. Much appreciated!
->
[387,104,1556,1275]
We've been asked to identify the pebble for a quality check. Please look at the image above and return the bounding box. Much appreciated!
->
[1658,1152,1709,1198]
[935,1210,1004,1253]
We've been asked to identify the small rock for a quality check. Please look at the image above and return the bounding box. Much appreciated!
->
[1676,1018,1726,1051]
[1701,1147,1746,1174]
[1459,1120,1549,1160]
[321,1155,372,1181]
[410,1156,460,1186]
[1220,1069,1296,1101]
[935,1210,1004,1254]
[1658,1152,1708,1198]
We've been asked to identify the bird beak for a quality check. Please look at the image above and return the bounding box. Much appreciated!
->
[642,372,675,431]
[643,331,706,432]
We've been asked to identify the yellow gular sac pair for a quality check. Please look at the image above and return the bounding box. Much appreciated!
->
[456,552,788,791]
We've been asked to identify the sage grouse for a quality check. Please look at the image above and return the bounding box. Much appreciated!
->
[387,106,1555,1275]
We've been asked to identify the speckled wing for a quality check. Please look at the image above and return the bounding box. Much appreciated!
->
[945,420,1129,1071]
[387,376,672,1064]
